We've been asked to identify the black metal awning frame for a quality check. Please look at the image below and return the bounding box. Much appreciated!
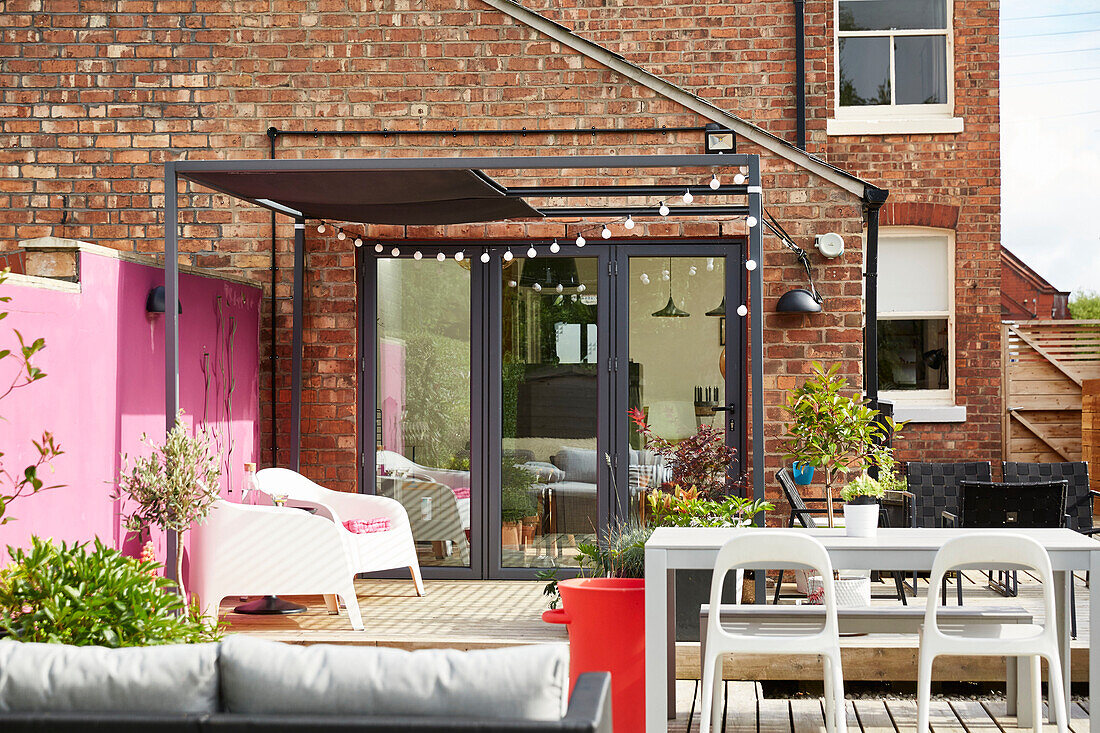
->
[162,153,766,575]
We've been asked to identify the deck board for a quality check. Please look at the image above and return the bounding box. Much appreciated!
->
[854,700,899,733]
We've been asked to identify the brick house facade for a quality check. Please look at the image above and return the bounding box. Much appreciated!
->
[1001,246,1070,321]
[2,0,999,534]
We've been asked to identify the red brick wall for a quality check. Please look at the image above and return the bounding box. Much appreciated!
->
[1002,256,1070,320]
[529,0,1003,469]
[2,0,867,502]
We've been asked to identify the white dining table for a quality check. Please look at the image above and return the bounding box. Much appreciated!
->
[644,526,1100,732]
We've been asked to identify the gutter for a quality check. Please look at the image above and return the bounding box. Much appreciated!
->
[794,0,806,150]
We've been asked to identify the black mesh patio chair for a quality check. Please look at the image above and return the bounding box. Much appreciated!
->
[941,479,1068,607]
[903,461,992,604]
[773,467,907,604]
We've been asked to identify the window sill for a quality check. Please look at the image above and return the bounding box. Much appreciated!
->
[892,404,967,423]
[826,117,965,136]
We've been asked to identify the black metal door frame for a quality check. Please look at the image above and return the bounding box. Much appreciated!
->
[358,238,746,580]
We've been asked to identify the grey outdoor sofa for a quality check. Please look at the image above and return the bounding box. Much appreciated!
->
[0,636,611,733]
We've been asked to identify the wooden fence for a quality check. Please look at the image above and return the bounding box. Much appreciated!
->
[1001,321,1100,485]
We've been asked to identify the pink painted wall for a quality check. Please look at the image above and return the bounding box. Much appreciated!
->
[0,249,261,565]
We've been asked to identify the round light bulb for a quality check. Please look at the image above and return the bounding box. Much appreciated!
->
[688,265,697,276]
[624,215,635,230]
[374,242,384,253]
[527,246,537,258]
[576,235,586,247]
[734,173,746,185]
[746,216,758,228]
[549,240,560,253]
[436,252,446,262]
[640,273,649,284]
[508,280,517,288]
[662,269,670,281]
[317,223,326,233]
[577,283,586,292]
[354,237,363,247]
[503,249,514,262]
[413,251,423,260]
[337,230,346,241]
[682,189,693,204]
[454,251,464,261]
[706,257,715,271]
[658,202,669,217]
[555,283,563,293]
[709,174,720,190]
[737,304,748,317]
[480,252,490,263]
[745,259,758,271]
[601,225,611,239]
[533,283,542,292]
[391,247,400,257]
[739,165,749,175]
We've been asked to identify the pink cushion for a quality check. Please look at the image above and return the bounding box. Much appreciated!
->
[452,487,471,500]
[343,518,392,534]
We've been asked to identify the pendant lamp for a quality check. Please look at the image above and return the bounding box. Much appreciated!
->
[652,258,690,318]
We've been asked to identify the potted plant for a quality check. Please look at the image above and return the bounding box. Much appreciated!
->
[500,482,535,550]
[839,473,884,538]
[782,362,901,527]
[114,411,221,597]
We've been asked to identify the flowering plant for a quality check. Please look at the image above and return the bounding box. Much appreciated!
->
[628,407,743,499]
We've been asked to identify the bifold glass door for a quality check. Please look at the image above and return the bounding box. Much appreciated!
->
[361,242,743,579]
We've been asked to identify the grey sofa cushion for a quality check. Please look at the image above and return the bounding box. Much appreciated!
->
[523,461,565,483]
[219,636,569,720]
[552,447,598,484]
[0,640,219,713]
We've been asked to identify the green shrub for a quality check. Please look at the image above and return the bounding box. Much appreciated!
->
[0,537,221,647]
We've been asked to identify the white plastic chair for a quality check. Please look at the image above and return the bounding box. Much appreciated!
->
[917,534,1067,733]
[701,532,845,733]
[256,467,425,596]
[188,500,364,630]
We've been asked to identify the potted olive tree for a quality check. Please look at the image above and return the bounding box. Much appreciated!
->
[782,362,900,527]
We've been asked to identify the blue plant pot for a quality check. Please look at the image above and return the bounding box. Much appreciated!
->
[792,462,814,485]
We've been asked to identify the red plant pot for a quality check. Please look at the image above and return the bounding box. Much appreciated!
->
[543,577,645,733]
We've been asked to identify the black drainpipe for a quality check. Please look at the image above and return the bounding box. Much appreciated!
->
[862,186,889,412]
[267,127,279,465]
[794,0,806,150]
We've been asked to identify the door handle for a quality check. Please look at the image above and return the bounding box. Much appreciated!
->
[711,405,735,413]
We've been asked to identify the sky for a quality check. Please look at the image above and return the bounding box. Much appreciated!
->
[1001,1,1100,295]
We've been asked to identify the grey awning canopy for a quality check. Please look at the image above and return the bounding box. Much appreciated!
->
[178,167,543,225]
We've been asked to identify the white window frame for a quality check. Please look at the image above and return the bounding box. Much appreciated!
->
[872,227,959,414]
[828,0,963,136]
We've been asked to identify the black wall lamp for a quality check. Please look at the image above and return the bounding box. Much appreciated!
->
[764,210,823,314]
[146,285,182,314]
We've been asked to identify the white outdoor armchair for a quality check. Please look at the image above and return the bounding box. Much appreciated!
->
[188,500,364,630]
[256,467,425,596]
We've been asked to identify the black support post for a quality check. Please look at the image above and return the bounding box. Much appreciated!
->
[163,162,179,585]
[862,187,889,412]
[290,219,305,471]
[747,160,767,603]
[794,0,807,150]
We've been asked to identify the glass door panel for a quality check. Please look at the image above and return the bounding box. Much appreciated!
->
[500,255,600,568]
[626,255,730,514]
[376,257,472,568]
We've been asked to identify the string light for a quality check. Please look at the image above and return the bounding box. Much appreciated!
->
[436,252,446,262]
[640,273,650,285]
[532,283,542,292]
[504,249,514,262]
[508,280,517,288]
[682,189,694,204]
[737,304,748,317]
[374,242,384,253]
[739,165,749,174]
[706,258,715,271]
[576,235,586,247]
[337,229,346,241]
[658,201,669,216]
[734,173,746,185]
[353,237,363,247]
[414,250,423,260]
[480,252,490,263]
[577,284,586,292]
[317,223,326,234]
[746,216,758,228]
[745,259,758,271]
[688,265,697,276]
[527,246,537,258]
[624,215,635,230]
[601,225,611,239]
[454,251,464,261]
[391,247,400,256]
[555,284,564,293]
[709,174,721,190]
[549,239,560,253]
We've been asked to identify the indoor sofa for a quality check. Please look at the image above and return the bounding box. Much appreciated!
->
[0,636,611,733]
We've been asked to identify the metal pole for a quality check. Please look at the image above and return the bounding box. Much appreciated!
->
[862,187,889,411]
[794,0,807,150]
[163,161,179,584]
[290,220,305,472]
[747,158,767,602]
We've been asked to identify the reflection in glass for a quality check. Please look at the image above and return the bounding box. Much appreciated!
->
[501,257,599,568]
[878,318,949,391]
[895,36,947,105]
[839,0,946,31]
[839,37,891,106]
[376,258,472,567]
[627,257,728,513]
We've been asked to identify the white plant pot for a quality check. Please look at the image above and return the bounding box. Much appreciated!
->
[843,501,879,538]
[808,574,872,607]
